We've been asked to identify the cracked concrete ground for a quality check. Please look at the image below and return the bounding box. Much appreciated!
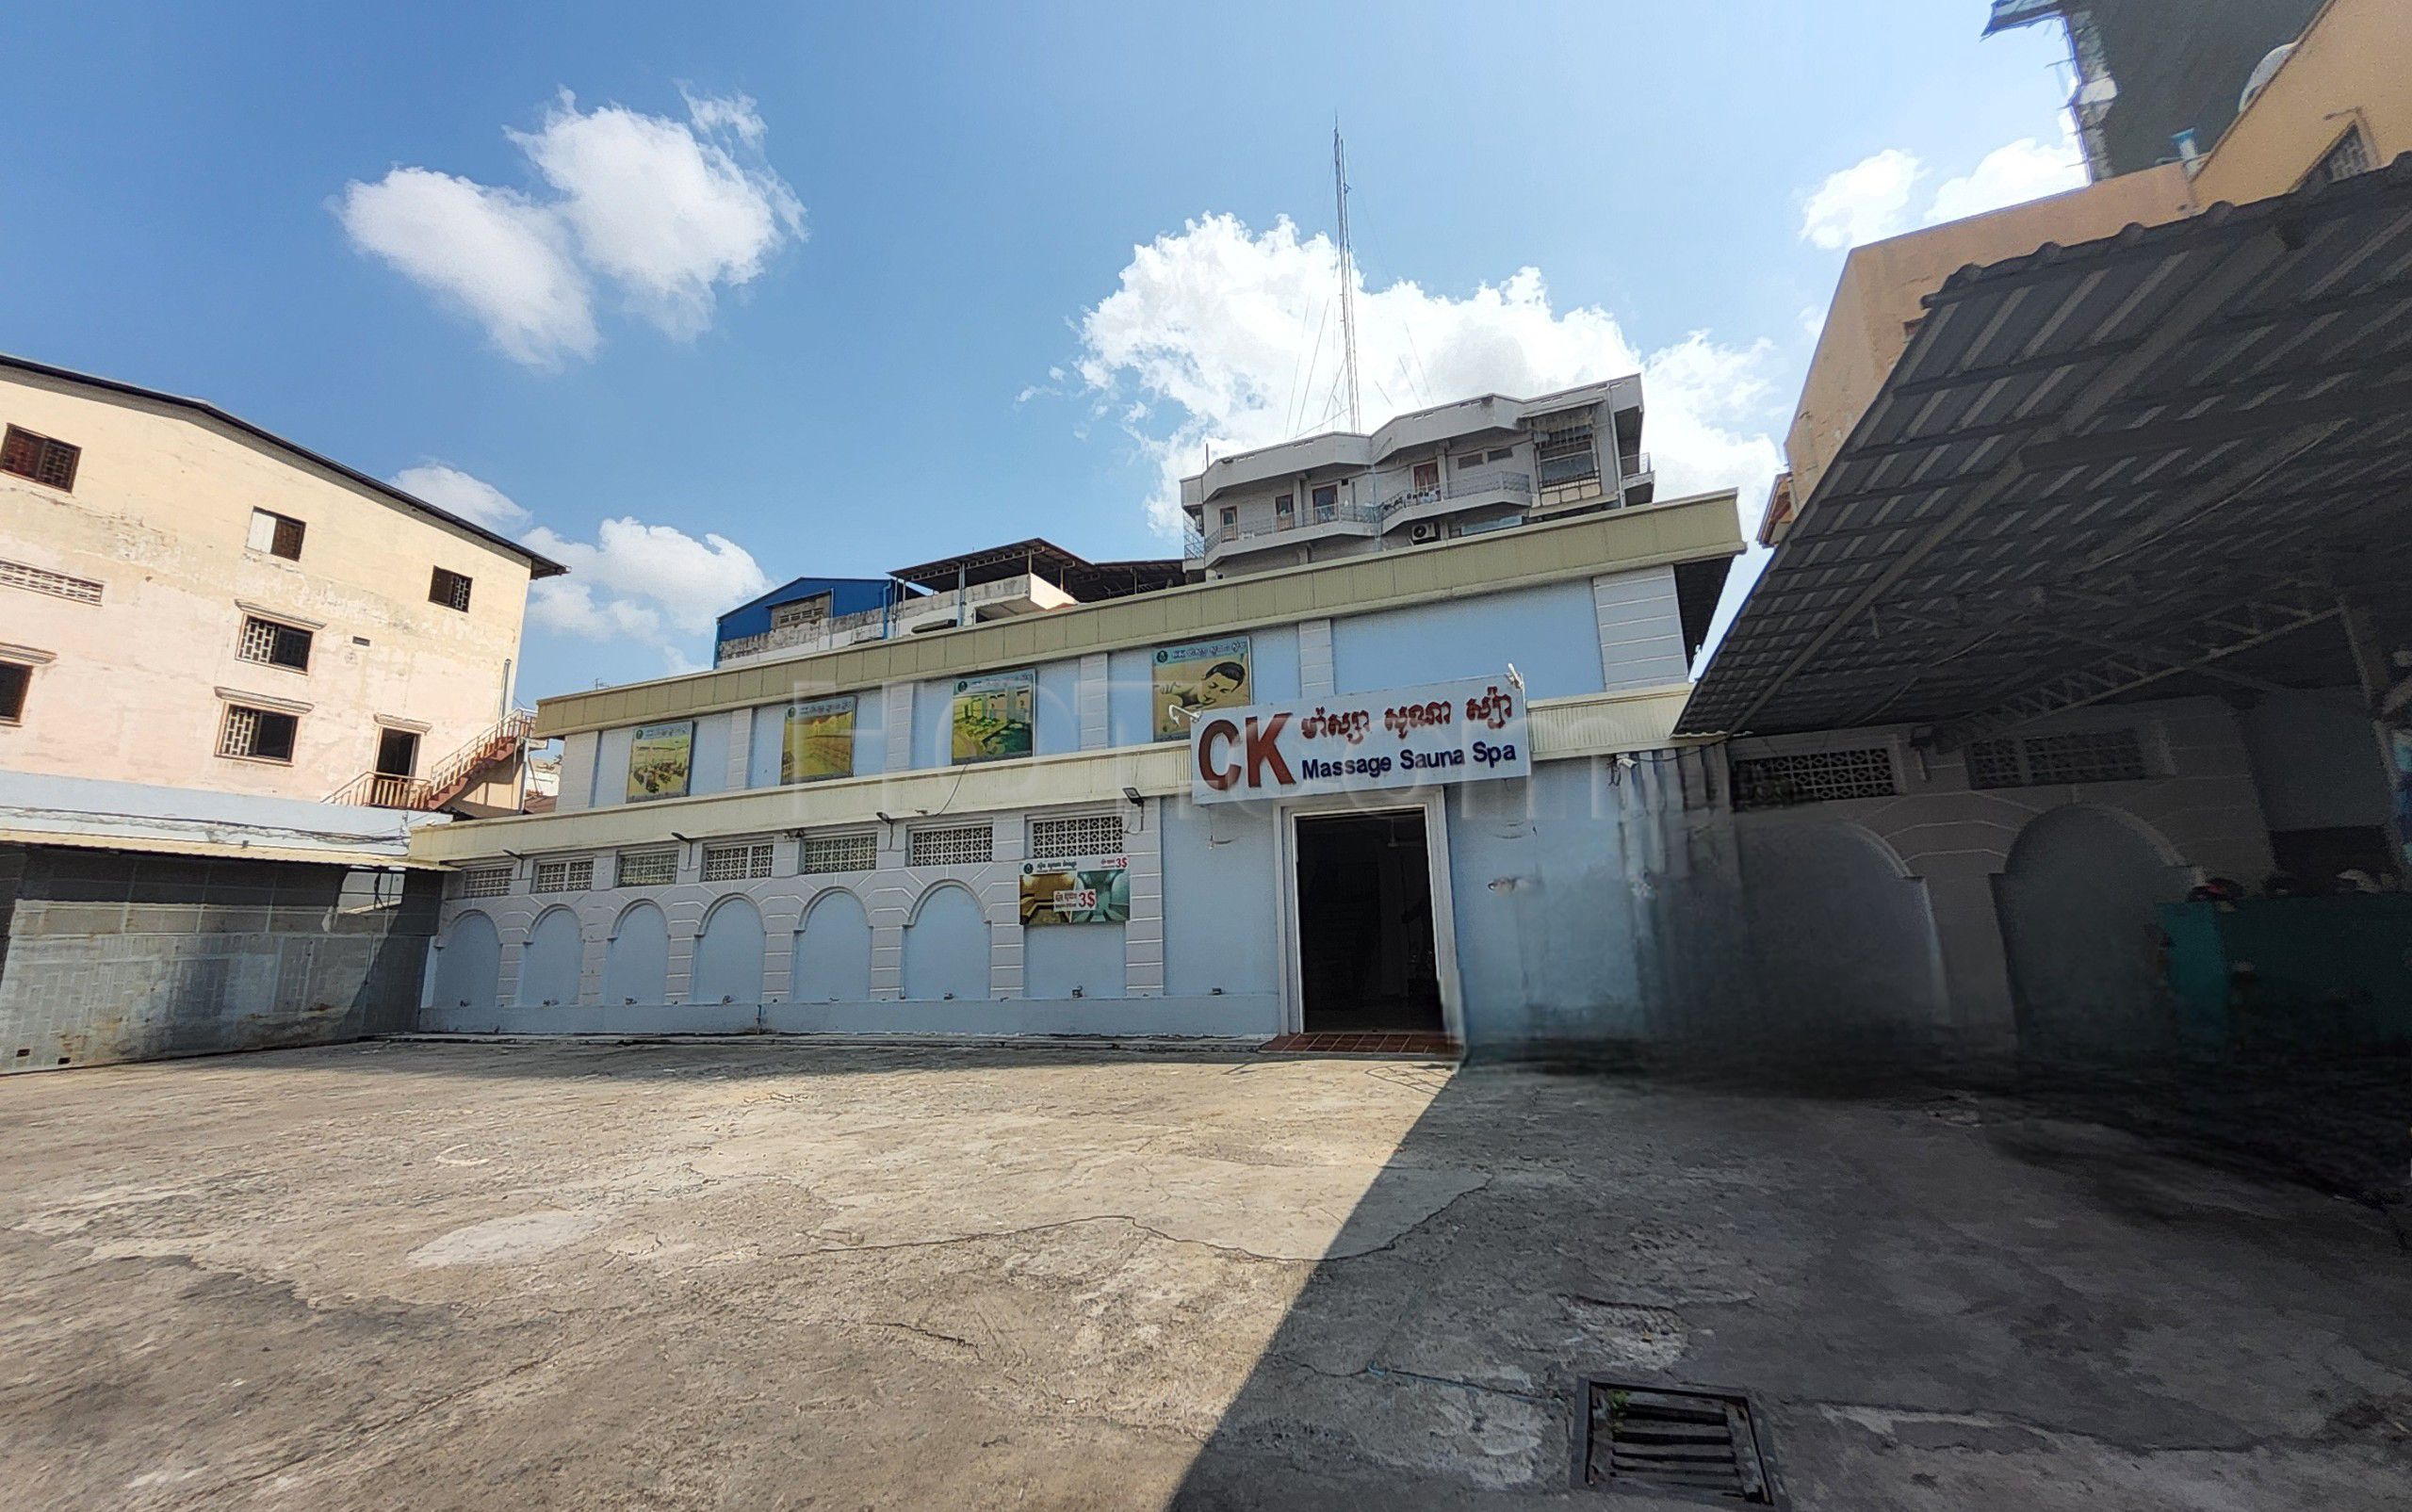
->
[1,1041,2406,1510]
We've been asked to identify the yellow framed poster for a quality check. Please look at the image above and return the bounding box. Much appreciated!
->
[626,721,693,803]
[781,695,856,784]
[1152,636,1251,740]
[951,669,1035,764]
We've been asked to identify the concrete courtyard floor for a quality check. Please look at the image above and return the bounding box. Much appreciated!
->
[2,1040,2408,1511]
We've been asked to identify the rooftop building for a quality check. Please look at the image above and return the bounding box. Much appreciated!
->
[1179,378,1653,578]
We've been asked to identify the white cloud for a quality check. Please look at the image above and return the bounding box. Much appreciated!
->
[1924,130,2086,225]
[1800,121,2089,253]
[1799,148,1921,252]
[335,169,595,366]
[523,515,772,670]
[390,463,532,530]
[338,91,803,364]
[1070,214,1782,538]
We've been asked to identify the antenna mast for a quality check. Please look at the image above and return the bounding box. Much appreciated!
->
[1332,125,1361,432]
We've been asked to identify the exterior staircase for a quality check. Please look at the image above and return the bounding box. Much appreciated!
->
[329,707,537,811]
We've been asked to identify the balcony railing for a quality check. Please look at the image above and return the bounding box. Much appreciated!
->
[1620,450,1652,478]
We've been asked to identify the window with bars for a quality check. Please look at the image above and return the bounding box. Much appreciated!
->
[616,851,678,887]
[532,857,594,893]
[0,662,29,723]
[2309,125,2374,185]
[1,426,80,491]
[908,822,993,868]
[219,704,299,762]
[237,615,313,671]
[458,868,512,899]
[799,831,877,874]
[1730,747,1897,810]
[1533,415,1599,485]
[429,566,474,612]
[702,841,775,882]
[1966,728,2148,789]
[0,558,102,605]
[1030,812,1124,858]
[248,508,306,561]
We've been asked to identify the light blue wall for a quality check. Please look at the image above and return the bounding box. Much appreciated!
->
[1332,578,1603,698]
[1024,924,1126,1000]
[689,714,733,798]
[1036,659,1082,755]
[745,693,888,789]
[592,725,633,806]
[1107,626,1302,748]
[602,902,670,1006]
[430,911,501,1009]
[691,896,765,1006]
[793,889,873,1001]
[1158,797,1282,998]
[516,907,582,1007]
[903,884,989,1000]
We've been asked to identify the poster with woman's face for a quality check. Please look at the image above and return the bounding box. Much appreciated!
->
[626,721,693,802]
[1152,635,1251,740]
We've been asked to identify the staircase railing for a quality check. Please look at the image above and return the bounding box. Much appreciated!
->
[328,707,537,811]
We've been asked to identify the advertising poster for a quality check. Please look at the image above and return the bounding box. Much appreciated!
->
[1152,635,1252,740]
[626,720,694,803]
[1019,853,1131,926]
[781,695,857,784]
[1190,675,1529,805]
[951,668,1036,764]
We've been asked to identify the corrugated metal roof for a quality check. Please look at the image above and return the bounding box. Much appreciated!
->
[1681,155,2412,741]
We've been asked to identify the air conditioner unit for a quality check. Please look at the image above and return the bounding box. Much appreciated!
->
[1410,521,1442,545]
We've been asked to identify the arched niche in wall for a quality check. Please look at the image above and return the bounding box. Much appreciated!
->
[430,911,502,1010]
[691,894,765,1008]
[902,883,989,1002]
[1736,821,1947,1037]
[515,906,583,1008]
[792,889,873,1003]
[1995,804,2190,1059]
[601,901,671,1007]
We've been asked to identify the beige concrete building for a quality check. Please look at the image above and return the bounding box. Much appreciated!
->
[0,354,562,812]
[1771,0,2407,537]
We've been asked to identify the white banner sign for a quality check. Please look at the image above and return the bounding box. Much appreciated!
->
[1189,675,1529,805]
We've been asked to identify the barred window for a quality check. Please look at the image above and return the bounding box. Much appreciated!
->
[702,841,775,882]
[1730,747,1896,810]
[219,704,299,763]
[1,425,80,491]
[1030,812,1124,858]
[237,615,313,671]
[2310,125,2374,185]
[1532,413,1599,486]
[0,558,103,605]
[532,857,593,893]
[799,831,877,874]
[615,850,678,887]
[458,868,512,899]
[1968,728,2148,789]
[908,822,992,868]
[429,566,474,612]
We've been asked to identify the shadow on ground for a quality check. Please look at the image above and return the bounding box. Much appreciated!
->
[1168,1046,2412,1510]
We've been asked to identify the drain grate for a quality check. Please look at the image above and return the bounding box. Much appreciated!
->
[1574,1379,1778,1504]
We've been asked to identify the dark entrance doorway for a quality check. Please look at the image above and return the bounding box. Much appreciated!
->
[1294,808,1444,1033]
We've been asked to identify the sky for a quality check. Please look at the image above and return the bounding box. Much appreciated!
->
[0,2,2086,701]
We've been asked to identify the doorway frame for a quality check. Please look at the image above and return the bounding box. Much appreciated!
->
[1272,787,1465,1042]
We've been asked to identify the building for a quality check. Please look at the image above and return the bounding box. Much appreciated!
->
[1777,0,2405,524]
[715,546,1186,669]
[406,460,1743,1049]
[0,353,563,812]
[1181,380,1653,578]
[1987,0,2330,180]
[0,353,565,1073]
